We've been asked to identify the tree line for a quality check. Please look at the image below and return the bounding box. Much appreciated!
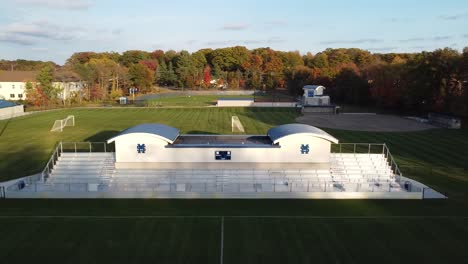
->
[3,46,468,116]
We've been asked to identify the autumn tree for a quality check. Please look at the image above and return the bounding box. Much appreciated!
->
[150,50,165,61]
[128,63,155,93]
[203,65,211,88]
[119,50,149,67]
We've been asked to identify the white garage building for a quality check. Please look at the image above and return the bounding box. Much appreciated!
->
[107,123,338,169]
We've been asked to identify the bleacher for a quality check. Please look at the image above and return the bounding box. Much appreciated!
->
[38,152,404,193]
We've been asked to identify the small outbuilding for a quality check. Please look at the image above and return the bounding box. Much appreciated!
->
[119,97,128,105]
[107,123,339,169]
[303,85,330,106]
[0,100,24,120]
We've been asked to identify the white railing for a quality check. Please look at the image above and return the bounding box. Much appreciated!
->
[331,143,414,191]
[7,142,423,195]
[39,142,111,181]
[13,180,418,193]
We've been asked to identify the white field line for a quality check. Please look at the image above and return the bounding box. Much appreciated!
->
[0,215,466,219]
[220,216,224,264]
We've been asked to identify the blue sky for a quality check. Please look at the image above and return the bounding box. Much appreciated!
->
[0,0,467,64]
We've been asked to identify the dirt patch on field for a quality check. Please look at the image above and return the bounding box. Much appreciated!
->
[296,114,438,132]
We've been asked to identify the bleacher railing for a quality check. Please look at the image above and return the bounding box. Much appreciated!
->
[11,180,412,194]
[40,142,112,182]
[8,142,423,195]
[331,143,417,191]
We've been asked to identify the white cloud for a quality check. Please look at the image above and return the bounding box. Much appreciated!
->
[399,38,425,43]
[320,38,383,45]
[0,20,84,45]
[220,23,249,31]
[205,37,285,46]
[438,13,468,21]
[14,0,93,10]
[367,47,397,52]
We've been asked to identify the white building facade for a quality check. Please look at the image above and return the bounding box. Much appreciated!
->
[108,123,339,169]
[0,71,83,101]
[53,81,84,100]
[0,71,36,100]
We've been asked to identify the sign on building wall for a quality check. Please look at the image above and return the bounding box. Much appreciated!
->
[137,144,146,154]
[215,151,231,160]
[300,144,309,154]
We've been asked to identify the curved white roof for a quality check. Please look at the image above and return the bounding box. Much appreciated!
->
[267,123,338,144]
[303,85,325,90]
[107,124,180,144]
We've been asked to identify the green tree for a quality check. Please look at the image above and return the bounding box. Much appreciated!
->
[173,51,196,88]
[36,66,60,102]
[119,50,149,67]
[128,63,155,93]
[310,53,329,68]
[88,58,120,99]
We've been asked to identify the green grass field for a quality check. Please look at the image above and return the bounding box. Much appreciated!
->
[0,107,467,263]
[0,107,299,180]
[145,94,255,107]
[144,94,294,107]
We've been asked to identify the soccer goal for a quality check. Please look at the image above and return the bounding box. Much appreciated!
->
[231,116,245,133]
[50,115,75,132]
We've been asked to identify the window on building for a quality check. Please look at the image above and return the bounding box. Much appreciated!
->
[20,84,23,89]
[18,94,23,98]
[10,94,15,98]
[12,84,15,89]
[0,84,2,88]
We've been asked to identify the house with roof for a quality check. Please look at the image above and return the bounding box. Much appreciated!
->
[0,70,84,101]
[0,71,37,100]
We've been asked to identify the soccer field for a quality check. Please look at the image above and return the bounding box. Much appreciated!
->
[0,107,467,263]
[0,107,299,181]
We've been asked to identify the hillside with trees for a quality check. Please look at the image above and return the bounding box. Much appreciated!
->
[4,47,468,116]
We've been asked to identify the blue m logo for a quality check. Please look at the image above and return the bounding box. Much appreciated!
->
[300,144,309,154]
[137,144,146,154]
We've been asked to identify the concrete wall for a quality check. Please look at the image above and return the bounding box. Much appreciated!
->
[252,102,297,107]
[302,106,336,113]
[0,82,26,100]
[217,100,297,107]
[304,96,330,106]
[113,134,332,168]
[217,99,254,107]
[5,190,423,199]
[0,105,24,120]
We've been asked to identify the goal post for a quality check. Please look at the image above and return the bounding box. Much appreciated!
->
[64,115,75,127]
[50,120,64,132]
[50,115,75,132]
[231,116,245,133]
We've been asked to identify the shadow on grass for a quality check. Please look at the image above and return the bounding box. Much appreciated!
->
[85,130,120,142]
[0,146,50,181]
[0,118,12,137]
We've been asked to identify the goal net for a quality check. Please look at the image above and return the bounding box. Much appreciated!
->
[231,116,245,133]
[51,115,75,132]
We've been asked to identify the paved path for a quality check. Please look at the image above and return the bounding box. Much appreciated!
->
[297,114,437,132]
